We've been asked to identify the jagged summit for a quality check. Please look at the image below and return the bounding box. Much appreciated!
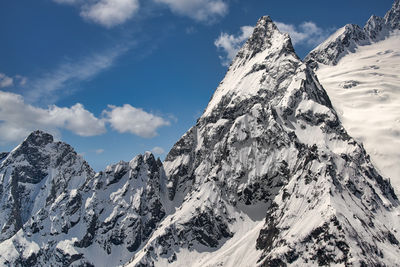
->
[22,130,54,147]
[202,15,299,118]
[385,0,400,29]
[235,16,296,64]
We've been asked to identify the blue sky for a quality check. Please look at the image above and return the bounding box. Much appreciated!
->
[0,0,394,170]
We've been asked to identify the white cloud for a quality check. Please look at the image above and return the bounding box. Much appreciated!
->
[81,0,140,28]
[26,47,127,104]
[0,90,106,144]
[275,21,332,46]
[53,0,139,28]
[214,26,254,66]
[0,73,14,88]
[154,0,228,22]
[0,92,173,145]
[151,146,165,155]
[95,148,105,154]
[103,104,170,138]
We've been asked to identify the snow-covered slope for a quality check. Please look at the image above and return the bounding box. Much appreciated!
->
[127,16,400,266]
[306,0,400,192]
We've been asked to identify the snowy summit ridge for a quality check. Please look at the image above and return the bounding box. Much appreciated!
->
[1,4,400,267]
[305,0,400,67]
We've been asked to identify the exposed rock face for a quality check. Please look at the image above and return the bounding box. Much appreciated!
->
[305,0,400,68]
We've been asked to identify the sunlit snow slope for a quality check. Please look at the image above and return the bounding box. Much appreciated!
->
[315,32,400,190]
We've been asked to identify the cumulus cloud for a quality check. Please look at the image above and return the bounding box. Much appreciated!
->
[103,104,170,138]
[214,26,254,66]
[0,73,27,88]
[154,0,228,22]
[151,146,165,155]
[26,46,127,104]
[0,91,106,144]
[53,0,139,28]
[275,21,332,46]
[0,91,172,145]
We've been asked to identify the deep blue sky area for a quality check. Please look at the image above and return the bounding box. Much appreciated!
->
[0,0,395,170]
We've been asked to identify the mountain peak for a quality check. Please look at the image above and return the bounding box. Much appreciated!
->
[234,15,295,64]
[202,15,299,118]
[24,130,54,147]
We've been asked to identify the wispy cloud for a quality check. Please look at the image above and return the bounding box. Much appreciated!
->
[81,0,140,28]
[214,26,254,66]
[0,90,106,144]
[95,148,105,154]
[53,0,228,27]
[275,21,333,47]
[151,146,165,155]
[15,75,27,86]
[53,0,140,28]
[154,0,228,22]
[103,104,170,138]
[25,45,128,104]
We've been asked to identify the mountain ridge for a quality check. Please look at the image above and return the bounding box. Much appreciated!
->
[305,0,400,68]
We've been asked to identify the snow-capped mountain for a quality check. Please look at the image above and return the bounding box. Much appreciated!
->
[0,4,400,267]
[0,131,167,266]
[305,0,400,193]
[0,131,94,244]
[129,16,400,266]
